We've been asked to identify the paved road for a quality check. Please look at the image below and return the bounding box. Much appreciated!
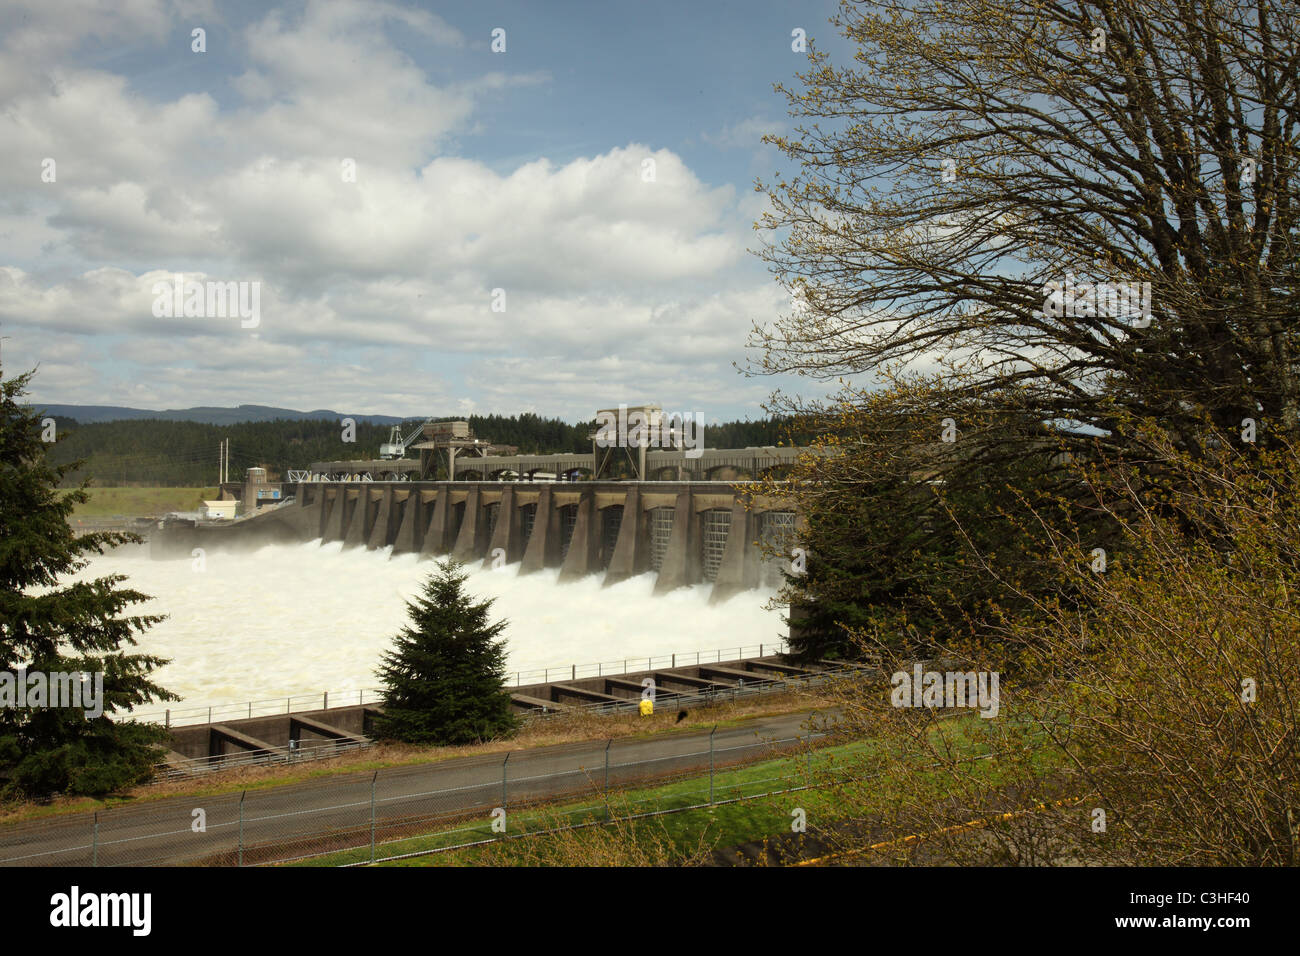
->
[0,710,829,866]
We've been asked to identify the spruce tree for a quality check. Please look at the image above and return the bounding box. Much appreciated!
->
[0,365,178,798]
[375,558,519,745]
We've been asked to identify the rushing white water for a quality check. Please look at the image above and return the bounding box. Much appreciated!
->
[67,540,784,713]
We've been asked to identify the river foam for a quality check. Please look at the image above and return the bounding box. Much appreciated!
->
[68,540,785,713]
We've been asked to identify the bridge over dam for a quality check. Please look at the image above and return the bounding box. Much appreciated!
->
[153,479,801,601]
[303,444,807,483]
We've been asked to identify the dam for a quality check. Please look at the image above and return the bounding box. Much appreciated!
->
[153,478,800,601]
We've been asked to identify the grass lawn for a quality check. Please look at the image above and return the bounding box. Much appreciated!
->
[61,486,218,517]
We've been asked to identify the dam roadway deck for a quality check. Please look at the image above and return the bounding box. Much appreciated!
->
[152,480,801,600]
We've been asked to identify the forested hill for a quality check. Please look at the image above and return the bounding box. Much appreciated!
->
[28,403,406,426]
[40,413,801,487]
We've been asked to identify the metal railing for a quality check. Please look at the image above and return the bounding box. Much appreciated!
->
[510,642,791,686]
[119,641,795,728]
[69,516,158,531]
[524,662,868,719]
[149,663,867,778]
[123,688,385,729]
[156,737,373,779]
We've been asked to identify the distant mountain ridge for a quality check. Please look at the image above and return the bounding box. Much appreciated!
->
[27,403,410,426]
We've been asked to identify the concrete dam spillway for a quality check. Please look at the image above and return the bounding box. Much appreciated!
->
[153,480,799,600]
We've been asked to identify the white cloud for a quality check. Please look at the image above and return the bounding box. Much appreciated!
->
[231,1,471,168]
[0,1,806,419]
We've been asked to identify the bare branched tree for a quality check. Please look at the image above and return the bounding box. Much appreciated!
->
[751,0,1300,451]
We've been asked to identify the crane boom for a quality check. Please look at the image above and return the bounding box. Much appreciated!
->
[379,417,435,459]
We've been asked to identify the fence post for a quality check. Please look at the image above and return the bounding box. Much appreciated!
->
[370,771,379,864]
[238,791,246,867]
[164,709,170,730]
[671,654,675,668]
[502,753,510,813]
[805,736,812,787]
[323,691,328,710]
[208,705,212,724]
[709,725,717,805]
[572,664,576,681]
[604,739,612,821]
[248,701,252,719]
[92,812,99,867]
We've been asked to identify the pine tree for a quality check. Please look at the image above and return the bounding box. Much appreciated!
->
[0,365,179,798]
[375,558,520,745]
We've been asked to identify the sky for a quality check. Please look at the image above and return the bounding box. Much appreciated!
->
[0,0,855,422]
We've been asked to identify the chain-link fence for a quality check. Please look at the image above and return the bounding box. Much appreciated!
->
[0,725,836,868]
[155,736,373,779]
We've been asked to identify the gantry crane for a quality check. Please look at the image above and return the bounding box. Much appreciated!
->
[378,418,435,459]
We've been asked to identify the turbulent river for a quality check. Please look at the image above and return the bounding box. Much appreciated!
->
[69,540,785,714]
